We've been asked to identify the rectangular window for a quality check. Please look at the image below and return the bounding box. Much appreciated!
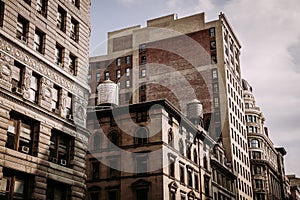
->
[36,0,47,16]
[104,72,109,80]
[125,68,131,76]
[139,44,146,52]
[107,190,119,200]
[248,126,253,133]
[11,61,24,91]
[34,29,45,54]
[66,92,73,118]
[109,159,120,178]
[209,27,215,37]
[255,180,263,189]
[0,1,5,27]
[170,191,175,200]
[55,43,63,66]
[212,69,218,79]
[140,82,146,91]
[68,53,77,75]
[213,83,219,93]
[96,72,101,81]
[70,17,79,42]
[141,69,146,77]
[205,177,210,194]
[136,188,148,200]
[49,129,74,167]
[211,54,217,64]
[116,70,121,78]
[5,113,39,156]
[136,156,147,174]
[116,58,121,66]
[125,56,131,64]
[140,56,146,64]
[247,115,253,123]
[187,170,193,187]
[16,15,29,43]
[140,95,146,102]
[51,85,61,113]
[194,174,199,191]
[57,7,66,32]
[136,111,148,123]
[0,169,33,199]
[125,92,131,102]
[169,158,175,177]
[29,73,40,103]
[180,166,185,183]
[92,162,100,180]
[125,80,130,88]
[210,41,216,50]
[46,180,71,200]
[214,97,219,108]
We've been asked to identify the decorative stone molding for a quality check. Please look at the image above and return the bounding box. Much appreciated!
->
[39,77,53,111]
[74,95,88,127]
[22,67,32,100]
[61,89,68,118]
[0,36,88,100]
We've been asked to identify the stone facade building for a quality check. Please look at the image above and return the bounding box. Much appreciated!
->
[211,141,237,200]
[288,175,300,200]
[243,79,290,200]
[0,0,90,199]
[86,99,215,200]
[89,12,252,199]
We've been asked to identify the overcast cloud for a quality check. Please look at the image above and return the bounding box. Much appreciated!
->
[90,0,300,175]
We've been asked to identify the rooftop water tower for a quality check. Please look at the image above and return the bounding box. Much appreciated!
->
[187,99,203,127]
[97,79,119,107]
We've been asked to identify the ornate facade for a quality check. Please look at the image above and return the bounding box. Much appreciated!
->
[86,99,214,200]
[243,79,290,200]
[89,12,252,199]
[0,0,90,199]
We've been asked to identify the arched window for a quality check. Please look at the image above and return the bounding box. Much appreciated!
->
[251,139,259,148]
[178,139,184,156]
[108,131,119,148]
[93,133,101,150]
[135,127,148,145]
[168,129,173,147]
[193,149,198,164]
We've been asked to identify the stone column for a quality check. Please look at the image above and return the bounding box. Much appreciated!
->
[22,67,32,101]
[0,104,11,194]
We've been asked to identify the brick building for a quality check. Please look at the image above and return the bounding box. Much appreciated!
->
[89,12,252,199]
[86,98,215,200]
[0,0,90,199]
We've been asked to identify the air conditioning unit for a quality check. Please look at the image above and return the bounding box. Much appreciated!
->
[70,33,76,40]
[50,157,58,163]
[69,68,74,74]
[56,22,61,29]
[60,159,67,166]
[20,146,30,154]
[57,62,63,68]
[67,114,73,120]
[36,5,42,12]
[20,36,27,44]
[12,87,23,95]
[53,108,60,114]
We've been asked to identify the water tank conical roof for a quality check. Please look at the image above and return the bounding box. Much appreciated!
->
[187,99,203,119]
[97,79,119,106]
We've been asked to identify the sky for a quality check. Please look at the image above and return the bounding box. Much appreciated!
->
[90,0,300,176]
